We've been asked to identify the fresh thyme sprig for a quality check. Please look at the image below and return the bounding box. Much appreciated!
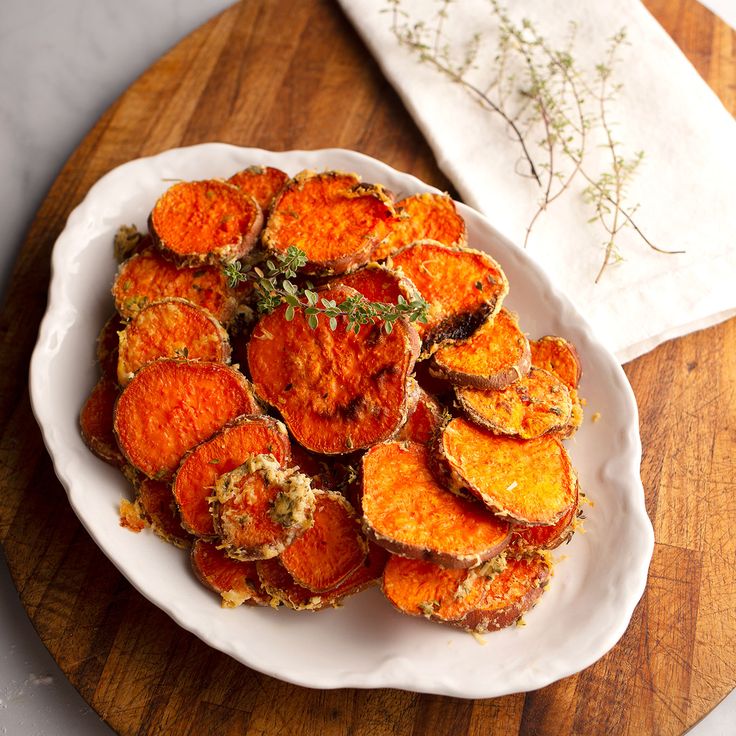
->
[223,246,429,333]
[387,0,684,281]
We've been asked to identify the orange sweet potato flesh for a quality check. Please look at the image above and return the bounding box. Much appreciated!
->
[530,335,582,390]
[329,263,418,305]
[390,241,508,353]
[80,377,125,468]
[112,247,246,325]
[247,285,419,454]
[191,538,268,607]
[173,415,291,537]
[395,387,444,444]
[280,490,368,592]
[117,298,231,385]
[511,485,579,551]
[262,171,396,275]
[382,553,550,632]
[456,367,572,439]
[362,441,510,568]
[212,457,315,561]
[149,179,262,265]
[136,478,192,548]
[114,360,260,480]
[431,308,531,389]
[437,417,577,526]
[227,165,289,213]
[371,192,467,262]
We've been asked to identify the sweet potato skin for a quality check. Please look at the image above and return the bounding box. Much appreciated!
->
[511,485,579,551]
[113,359,261,480]
[361,441,511,568]
[96,313,124,381]
[149,179,263,266]
[435,417,577,526]
[247,285,419,454]
[136,478,192,548]
[456,366,572,439]
[390,241,509,354]
[431,309,531,390]
[112,247,246,325]
[173,415,291,537]
[117,298,231,385]
[262,170,396,275]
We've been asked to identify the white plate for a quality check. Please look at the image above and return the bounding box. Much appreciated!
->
[29,144,653,698]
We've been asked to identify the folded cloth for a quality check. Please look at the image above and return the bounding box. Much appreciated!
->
[337,0,736,363]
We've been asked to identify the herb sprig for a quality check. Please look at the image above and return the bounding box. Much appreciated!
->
[224,246,429,333]
[387,0,684,281]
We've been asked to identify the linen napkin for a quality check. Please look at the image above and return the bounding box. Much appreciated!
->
[337,0,736,363]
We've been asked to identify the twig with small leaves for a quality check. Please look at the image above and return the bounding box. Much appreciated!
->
[223,246,429,333]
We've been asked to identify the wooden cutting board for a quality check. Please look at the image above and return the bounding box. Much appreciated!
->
[1,1,734,734]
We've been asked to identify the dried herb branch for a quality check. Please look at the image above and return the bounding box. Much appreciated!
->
[224,246,429,333]
[387,0,683,281]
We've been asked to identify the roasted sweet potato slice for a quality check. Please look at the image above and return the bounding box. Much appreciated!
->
[456,367,572,439]
[117,298,231,385]
[395,385,444,444]
[280,490,368,592]
[390,241,508,354]
[136,478,192,548]
[257,543,386,610]
[329,263,419,305]
[173,415,291,537]
[382,552,550,632]
[96,313,124,381]
[431,308,531,389]
[80,377,125,468]
[149,179,262,266]
[371,192,467,262]
[114,226,151,262]
[247,285,419,454]
[114,360,260,480]
[511,485,579,552]
[227,165,289,213]
[212,455,316,561]
[112,247,247,325]
[436,417,577,526]
[191,538,268,607]
[530,335,582,390]
[362,441,510,568]
[262,170,396,275]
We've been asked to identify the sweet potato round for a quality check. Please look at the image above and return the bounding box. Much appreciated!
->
[431,308,531,389]
[80,377,125,468]
[262,170,396,275]
[117,298,231,385]
[149,179,263,266]
[227,165,289,213]
[136,477,192,548]
[395,385,444,445]
[390,240,508,354]
[456,366,572,439]
[435,417,577,526]
[371,192,467,262]
[113,360,260,480]
[112,247,246,325]
[362,441,511,568]
[247,285,419,454]
[530,335,582,390]
[173,415,291,538]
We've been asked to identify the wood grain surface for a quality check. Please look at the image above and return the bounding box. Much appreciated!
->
[1,1,734,734]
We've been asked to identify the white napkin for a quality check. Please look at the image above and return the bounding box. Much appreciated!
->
[337,0,736,363]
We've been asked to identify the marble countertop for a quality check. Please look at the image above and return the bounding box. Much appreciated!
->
[1,0,734,734]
